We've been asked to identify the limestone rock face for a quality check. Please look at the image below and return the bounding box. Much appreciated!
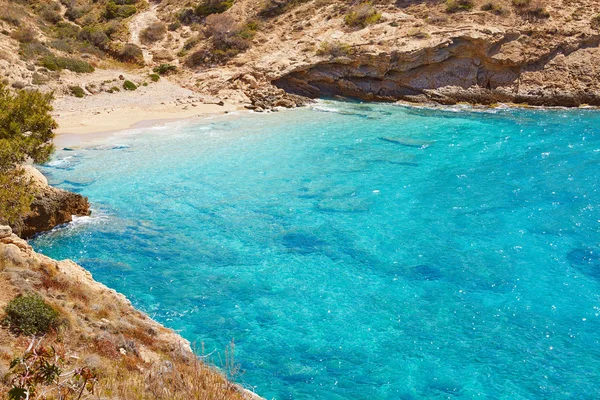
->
[10,166,91,238]
[272,33,600,106]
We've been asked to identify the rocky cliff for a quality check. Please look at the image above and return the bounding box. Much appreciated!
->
[9,166,90,238]
[1,0,599,108]
[0,224,260,399]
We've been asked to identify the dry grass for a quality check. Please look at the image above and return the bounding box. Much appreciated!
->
[0,235,252,400]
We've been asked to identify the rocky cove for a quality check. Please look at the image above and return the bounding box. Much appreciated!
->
[272,31,600,107]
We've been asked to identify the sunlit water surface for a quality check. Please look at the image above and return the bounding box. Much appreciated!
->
[32,102,600,399]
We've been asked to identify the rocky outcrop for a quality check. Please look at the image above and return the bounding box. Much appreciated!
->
[273,31,600,107]
[0,224,263,399]
[10,166,90,238]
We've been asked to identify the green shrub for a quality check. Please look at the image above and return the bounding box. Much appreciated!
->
[195,0,234,17]
[40,55,95,73]
[592,14,600,29]
[177,8,195,24]
[69,85,85,98]
[344,3,381,28]
[168,21,181,31]
[149,73,160,82]
[52,21,81,39]
[78,25,109,49]
[105,1,137,19]
[317,41,353,57]
[511,0,530,6]
[39,1,63,24]
[3,294,60,335]
[64,1,92,21]
[123,80,137,90]
[49,38,73,52]
[446,0,474,12]
[153,63,177,75]
[107,86,120,93]
[19,41,52,60]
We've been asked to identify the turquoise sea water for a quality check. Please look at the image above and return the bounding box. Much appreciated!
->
[32,102,600,399]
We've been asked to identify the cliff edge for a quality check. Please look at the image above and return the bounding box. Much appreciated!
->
[0,224,261,399]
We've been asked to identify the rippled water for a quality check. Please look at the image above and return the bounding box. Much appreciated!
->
[32,102,600,399]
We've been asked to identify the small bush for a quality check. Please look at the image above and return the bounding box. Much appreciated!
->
[64,0,92,21]
[3,294,60,335]
[117,43,144,64]
[105,1,137,19]
[345,3,381,28]
[140,21,167,44]
[259,0,309,18]
[317,41,353,57]
[39,1,63,24]
[69,85,85,97]
[177,8,195,24]
[52,21,81,39]
[78,25,110,49]
[11,26,36,43]
[592,14,600,29]
[49,38,73,52]
[153,63,177,75]
[195,0,234,17]
[107,86,120,93]
[481,1,506,15]
[1,4,25,26]
[205,14,254,55]
[40,55,95,73]
[149,73,160,82]
[512,0,549,19]
[446,0,474,13]
[19,41,51,60]
[123,80,137,90]
[168,21,181,31]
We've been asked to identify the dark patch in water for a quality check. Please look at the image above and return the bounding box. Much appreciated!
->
[282,232,325,254]
[410,265,443,281]
[379,137,433,148]
[567,248,600,278]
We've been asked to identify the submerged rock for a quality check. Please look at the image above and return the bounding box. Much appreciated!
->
[9,166,90,238]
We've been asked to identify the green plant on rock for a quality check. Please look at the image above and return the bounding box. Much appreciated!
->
[104,1,137,19]
[69,85,85,98]
[0,83,56,224]
[123,80,137,90]
[3,294,60,336]
[446,0,474,13]
[316,41,353,57]
[153,63,177,75]
[195,0,234,17]
[592,14,600,29]
[344,2,381,28]
[40,55,95,73]
[149,73,160,82]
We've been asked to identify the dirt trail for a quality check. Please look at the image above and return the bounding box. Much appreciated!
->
[129,3,160,64]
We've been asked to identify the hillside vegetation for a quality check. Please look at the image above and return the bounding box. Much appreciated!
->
[0,0,599,107]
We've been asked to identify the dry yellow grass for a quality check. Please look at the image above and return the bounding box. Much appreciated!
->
[0,230,253,399]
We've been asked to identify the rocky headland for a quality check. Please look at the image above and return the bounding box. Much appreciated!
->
[9,166,90,238]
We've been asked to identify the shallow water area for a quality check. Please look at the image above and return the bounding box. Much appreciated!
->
[33,101,600,399]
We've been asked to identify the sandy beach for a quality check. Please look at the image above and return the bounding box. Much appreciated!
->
[51,69,244,146]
